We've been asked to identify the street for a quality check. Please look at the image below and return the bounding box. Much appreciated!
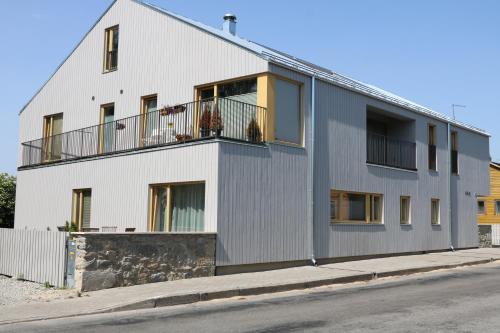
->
[3,262,500,332]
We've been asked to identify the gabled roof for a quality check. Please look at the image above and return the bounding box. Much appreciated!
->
[491,162,500,170]
[19,0,489,137]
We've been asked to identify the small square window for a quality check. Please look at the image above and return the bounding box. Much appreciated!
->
[478,200,486,215]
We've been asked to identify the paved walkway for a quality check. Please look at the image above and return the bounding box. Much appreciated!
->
[1,248,500,325]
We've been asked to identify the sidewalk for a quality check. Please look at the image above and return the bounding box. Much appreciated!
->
[1,248,500,325]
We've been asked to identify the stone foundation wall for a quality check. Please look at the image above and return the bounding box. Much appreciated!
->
[478,225,492,248]
[74,233,216,292]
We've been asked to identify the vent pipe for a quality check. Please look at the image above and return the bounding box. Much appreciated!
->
[223,13,237,35]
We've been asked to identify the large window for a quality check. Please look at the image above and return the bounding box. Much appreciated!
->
[330,190,383,224]
[275,78,301,145]
[104,26,119,71]
[428,124,437,171]
[43,113,63,162]
[149,183,205,232]
[478,200,486,215]
[72,189,92,231]
[400,196,411,225]
[431,199,440,225]
[451,131,459,174]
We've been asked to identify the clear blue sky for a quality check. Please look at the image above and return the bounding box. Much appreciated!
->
[0,0,499,175]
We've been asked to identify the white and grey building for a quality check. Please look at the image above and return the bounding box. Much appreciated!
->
[15,0,490,273]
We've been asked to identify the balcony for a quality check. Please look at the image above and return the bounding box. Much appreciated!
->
[367,132,417,171]
[20,97,266,168]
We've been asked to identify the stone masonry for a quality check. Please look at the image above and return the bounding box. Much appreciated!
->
[478,225,492,248]
[74,233,216,292]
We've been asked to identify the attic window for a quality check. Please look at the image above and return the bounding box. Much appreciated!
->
[104,26,119,72]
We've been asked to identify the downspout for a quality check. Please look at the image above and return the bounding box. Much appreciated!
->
[307,75,317,265]
[447,122,454,251]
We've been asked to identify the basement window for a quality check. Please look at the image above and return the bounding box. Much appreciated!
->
[330,190,383,224]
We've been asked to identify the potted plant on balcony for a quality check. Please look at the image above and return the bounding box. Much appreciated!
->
[246,118,262,143]
[200,104,212,137]
[210,108,223,137]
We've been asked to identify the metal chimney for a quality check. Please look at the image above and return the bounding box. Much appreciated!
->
[223,13,237,35]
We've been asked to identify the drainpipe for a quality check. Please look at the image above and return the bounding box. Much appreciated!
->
[307,75,317,266]
[447,122,454,251]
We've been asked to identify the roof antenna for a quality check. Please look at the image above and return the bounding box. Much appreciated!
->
[451,104,466,120]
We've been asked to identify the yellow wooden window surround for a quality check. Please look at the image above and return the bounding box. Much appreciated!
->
[431,199,440,225]
[104,26,118,71]
[330,190,383,224]
[98,103,114,154]
[72,189,90,231]
[139,94,157,147]
[42,113,63,162]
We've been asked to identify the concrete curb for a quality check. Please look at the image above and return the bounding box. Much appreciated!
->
[0,257,497,326]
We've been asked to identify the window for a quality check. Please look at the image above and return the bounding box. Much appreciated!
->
[330,190,383,224]
[140,95,158,146]
[428,124,437,170]
[431,199,440,225]
[72,189,92,231]
[149,183,205,232]
[451,131,458,174]
[400,196,411,224]
[43,113,63,162]
[275,78,302,145]
[477,200,486,215]
[99,104,115,153]
[496,201,500,215]
[104,26,119,71]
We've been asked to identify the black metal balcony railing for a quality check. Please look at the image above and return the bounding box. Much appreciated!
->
[21,97,266,167]
[367,132,417,170]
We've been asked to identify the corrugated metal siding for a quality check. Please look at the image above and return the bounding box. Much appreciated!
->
[216,142,309,266]
[313,79,453,258]
[450,127,490,248]
[15,142,219,233]
[0,229,67,287]
[18,0,267,165]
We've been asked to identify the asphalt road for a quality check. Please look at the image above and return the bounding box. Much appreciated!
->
[3,262,500,333]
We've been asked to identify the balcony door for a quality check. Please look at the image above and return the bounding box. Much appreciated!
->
[141,95,158,146]
[99,104,115,153]
[43,113,63,162]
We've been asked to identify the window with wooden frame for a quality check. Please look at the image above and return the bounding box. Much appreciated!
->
[400,196,411,225]
[148,182,205,232]
[42,113,63,162]
[431,198,440,225]
[428,124,437,170]
[496,201,500,215]
[330,190,383,224]
[140,94,158,146]
[98,103,115,154]
[103,25,119,71]
[451,131,459,174]
[72,189,92,231]
[477,200,486,215]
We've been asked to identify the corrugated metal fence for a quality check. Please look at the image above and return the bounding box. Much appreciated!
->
[0,228,68,287]
[492,225,500,246]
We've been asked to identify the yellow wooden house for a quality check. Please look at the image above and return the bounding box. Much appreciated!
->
[478,162,500,224]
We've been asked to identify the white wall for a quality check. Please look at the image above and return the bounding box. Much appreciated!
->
[15,142,219,232]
